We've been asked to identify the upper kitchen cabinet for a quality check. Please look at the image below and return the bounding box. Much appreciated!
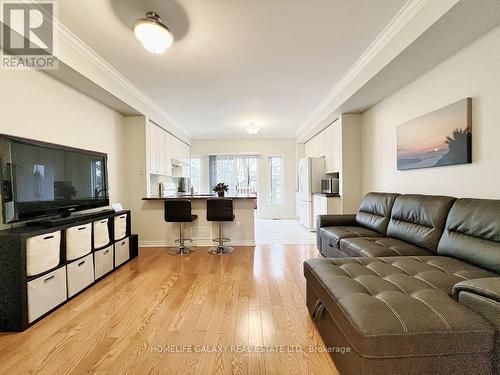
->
[171,140,191,178]
[304,128,325,158]
[324,124,336,173]
[147,122,191,177]
[158,130,172,176]
[147,123,172,176]
[147,122,160,174]
[304,120,341,174]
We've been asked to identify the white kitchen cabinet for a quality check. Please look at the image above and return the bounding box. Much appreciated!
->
[147,123,173,176]
[319,129,327,158]
[313,133,323,158]
[181,142,191,164]
[170,134,179,161]
[147,121,191,178]
[312,195,342,231]
[304,127,328,159]
[157,129,166,174]
[332,120,342,173]
[324,125,334,173]
[159,130,173,176]
[304,139,313,157]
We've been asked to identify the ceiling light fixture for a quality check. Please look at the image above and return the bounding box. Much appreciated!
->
[246,121,260,135]
[134,12,174,54]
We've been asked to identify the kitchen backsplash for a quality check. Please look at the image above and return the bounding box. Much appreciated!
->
[149,174,190,197]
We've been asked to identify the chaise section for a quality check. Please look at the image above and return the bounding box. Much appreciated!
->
[304,257,497,375]
[317,192,399,257]
[338,194,456,258]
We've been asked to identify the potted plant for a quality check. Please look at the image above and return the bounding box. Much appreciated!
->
[213,182,229,197]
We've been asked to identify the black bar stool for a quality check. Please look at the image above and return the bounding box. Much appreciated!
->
[206,198,234,255]
[164,199,197,255]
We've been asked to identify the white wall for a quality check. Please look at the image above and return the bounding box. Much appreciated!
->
[361,26,500,198]
[0,69,126,227]
[191,138,297,219]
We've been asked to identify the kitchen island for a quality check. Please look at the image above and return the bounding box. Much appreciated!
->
[141,195,257,247]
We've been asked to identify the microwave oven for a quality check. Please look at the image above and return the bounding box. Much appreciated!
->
[321,178,339,194]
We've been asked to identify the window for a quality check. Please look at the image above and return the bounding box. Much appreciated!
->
[268,155,284,205]
[190,156,202,193]
[91,160,105,198]
[209,155,259,194]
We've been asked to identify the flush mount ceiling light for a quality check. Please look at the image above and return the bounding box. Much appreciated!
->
[134,12,173,54]
[246,121,261,135]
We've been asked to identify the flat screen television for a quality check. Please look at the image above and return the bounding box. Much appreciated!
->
[0,135,109,224]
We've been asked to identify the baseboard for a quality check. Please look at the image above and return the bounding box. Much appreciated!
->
[257,215,297,220]
[139,240,256,247]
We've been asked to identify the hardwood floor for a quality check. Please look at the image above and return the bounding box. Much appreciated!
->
[0,245,339,375]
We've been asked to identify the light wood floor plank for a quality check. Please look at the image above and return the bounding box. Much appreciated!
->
[0,245,339,374]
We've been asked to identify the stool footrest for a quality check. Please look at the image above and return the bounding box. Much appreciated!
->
[208,245,234,255]
[212,238,230,242]
[169,245,196,255]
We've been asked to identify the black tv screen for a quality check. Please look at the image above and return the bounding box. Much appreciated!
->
[0,135,109,224]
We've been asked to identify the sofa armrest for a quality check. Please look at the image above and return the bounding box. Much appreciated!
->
[316,214,357,255]
[453,278,500,370]
[452,278,500,303]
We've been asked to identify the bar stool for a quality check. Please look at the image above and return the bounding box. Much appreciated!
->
[164,199,197,255]
[206,198,234,255]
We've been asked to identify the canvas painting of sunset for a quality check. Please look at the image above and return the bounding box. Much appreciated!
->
[397,98,472,170]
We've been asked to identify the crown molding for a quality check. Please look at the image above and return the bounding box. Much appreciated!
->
[295,0,428,138]
[20,0,190,138]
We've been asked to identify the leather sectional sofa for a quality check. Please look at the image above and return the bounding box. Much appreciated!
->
[305,193,500,374]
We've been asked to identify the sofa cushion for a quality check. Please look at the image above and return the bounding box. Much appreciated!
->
[387,194,456,252]
[355,192,399,234]
[304,257,496,359]
[320,226,383,250]
[438,198,500,274]
[340,237,433,257]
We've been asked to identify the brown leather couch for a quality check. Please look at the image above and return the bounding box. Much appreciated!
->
[307,194,500,374]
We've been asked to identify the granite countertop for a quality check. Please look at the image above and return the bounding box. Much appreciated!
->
[312,192,341,197]
[142,194,257,200]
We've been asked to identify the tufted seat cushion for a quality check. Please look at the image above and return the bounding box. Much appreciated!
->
[304,256,496,360]
[340,237,433,257]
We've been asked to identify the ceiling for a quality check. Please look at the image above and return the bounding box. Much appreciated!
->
[59,0,407,138]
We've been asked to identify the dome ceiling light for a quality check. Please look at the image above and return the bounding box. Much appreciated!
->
[246,121,261,135]
[134,12,174,54]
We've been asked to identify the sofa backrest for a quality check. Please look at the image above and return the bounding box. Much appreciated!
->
[386,194,456,252]
[438,198,500,274]
[355,192,400,235]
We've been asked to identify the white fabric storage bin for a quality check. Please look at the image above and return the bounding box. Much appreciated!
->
[114,214,127,241]
[28,266,67,323]
[66,223,92,261]
[94,245,113,279]
[67,253,94,297]
[114,237,130,267]
[93,219,110,249]
[26,230,61,277]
